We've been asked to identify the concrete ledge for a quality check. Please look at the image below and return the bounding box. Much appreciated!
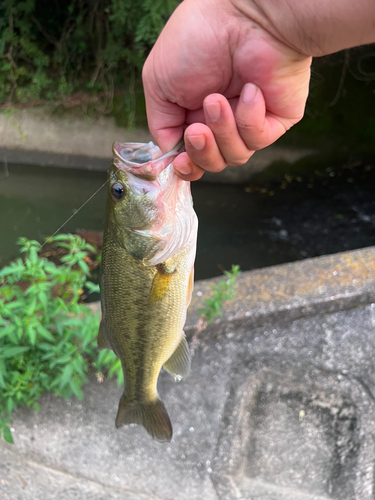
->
[187,246,375,333]
[0,148,111,171]
[0,108,152,171]
[88,246,375,335]
[0,108,313,182]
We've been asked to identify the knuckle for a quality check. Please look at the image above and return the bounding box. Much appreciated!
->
[238,129,265,151]
[237,118,264,135]
[227,156,251,167]
[203,159,227,173]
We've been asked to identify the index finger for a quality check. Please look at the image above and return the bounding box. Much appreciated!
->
[142,69,186,153]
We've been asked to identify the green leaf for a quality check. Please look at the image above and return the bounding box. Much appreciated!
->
[36,324,55,342]
[62,318,83,327]
[10,371,20,384]
[59,364,73,388]
[109,358,122,379]
[38,291,48,310]
[85,281,100,294]
[116,369,124,387]
[38,342,55,352]
[6,397,14,415]
[26,325,37,345]
[78,260,90,275]
[3,426,14,444]
[51,234,73,242]
[0,324,16,340]
[69,378,83,400]
[55,354,73,364]
[71,357,86,378]
[1,346,29,358]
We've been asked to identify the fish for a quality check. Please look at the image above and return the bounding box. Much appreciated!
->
[99,140,198,442]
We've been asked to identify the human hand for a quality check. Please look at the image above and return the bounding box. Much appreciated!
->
[142,0,312,181]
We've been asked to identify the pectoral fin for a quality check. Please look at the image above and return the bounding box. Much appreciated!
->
[186,266,194,307]
[163,334,191,380]
[149,263,176,305]
[97,321,112,350]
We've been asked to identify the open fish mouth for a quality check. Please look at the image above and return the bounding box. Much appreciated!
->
[112,140,185,180]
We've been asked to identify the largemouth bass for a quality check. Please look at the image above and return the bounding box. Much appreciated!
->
[99,140,198,442]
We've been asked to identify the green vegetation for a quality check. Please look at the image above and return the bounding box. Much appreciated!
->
[199,265,241,324]
[0,0,178,122]
[0,235,240,443]
[0,1,374,139]
[284,47,375,152]
[0,234,121,444]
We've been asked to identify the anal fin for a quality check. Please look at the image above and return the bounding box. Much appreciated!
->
[163,334,191,380]
[97,321,112,350]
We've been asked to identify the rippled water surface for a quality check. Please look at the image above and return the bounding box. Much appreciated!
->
[1,161,375,280]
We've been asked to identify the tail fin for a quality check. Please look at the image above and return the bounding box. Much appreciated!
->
[115,396,172,442]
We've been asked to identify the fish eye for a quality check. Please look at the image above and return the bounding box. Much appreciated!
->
[111,182,126,200]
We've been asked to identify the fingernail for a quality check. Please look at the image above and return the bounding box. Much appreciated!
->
[205,101,221,122]
[188,134,206,151]
[242,83,257,103]
[174,161,192,176]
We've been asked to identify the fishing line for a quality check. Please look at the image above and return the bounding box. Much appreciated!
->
[40,176,110,247]
[0,121,9,180]
[0,154,9,179]
[0,176,110,290]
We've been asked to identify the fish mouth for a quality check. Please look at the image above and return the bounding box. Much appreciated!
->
[112,140,185,180]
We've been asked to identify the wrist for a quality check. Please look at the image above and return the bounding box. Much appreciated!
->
[231,0,375,57]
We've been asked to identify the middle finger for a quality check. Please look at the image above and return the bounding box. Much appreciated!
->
[203,93,254,166]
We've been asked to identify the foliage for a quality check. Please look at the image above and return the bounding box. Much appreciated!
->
[199,265,241,324]
[284,46,375,151]
[0,234,121,444]
[0,0,178,114]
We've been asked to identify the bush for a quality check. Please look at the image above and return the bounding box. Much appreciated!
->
[0,0,178,108]
[0,234,120,443]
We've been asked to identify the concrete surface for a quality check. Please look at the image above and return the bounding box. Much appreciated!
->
[0,108,314,182]
[2,246,375,499]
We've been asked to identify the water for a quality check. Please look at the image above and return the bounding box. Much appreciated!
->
[1,161,375,280]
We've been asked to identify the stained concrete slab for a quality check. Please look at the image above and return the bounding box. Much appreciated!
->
[0,445,147,500]
[2,246,375,499]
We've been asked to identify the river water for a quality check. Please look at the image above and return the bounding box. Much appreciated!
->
[1,161,375,280]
